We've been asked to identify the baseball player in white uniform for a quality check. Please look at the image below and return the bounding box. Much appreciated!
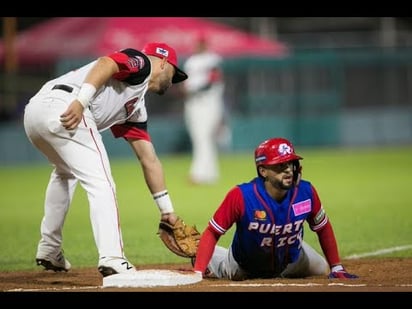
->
[23,42,188,277]
[182,38,226,185]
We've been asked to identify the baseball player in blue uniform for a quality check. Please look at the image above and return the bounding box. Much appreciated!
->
[193,137,358,280]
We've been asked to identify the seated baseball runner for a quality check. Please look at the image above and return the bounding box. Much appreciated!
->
[24,42,198,277]
[192,137,358,280]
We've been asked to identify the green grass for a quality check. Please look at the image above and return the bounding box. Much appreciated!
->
[1,145,412,271]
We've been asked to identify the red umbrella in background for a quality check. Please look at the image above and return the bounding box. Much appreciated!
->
[0,17,289,66]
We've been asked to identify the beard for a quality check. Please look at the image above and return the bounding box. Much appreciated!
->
[269,177,293,190]
[156,78,171,95]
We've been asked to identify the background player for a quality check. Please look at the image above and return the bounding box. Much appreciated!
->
[23,42,188,277]
[182,36,229,185]
[193,137,358,280]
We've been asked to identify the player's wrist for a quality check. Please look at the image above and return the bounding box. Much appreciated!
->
[153,190,174,214]
[77,83,96,109]
[331,264,344,272]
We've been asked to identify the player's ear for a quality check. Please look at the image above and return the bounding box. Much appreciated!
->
[257,166,266,178]
[160,57,168,70]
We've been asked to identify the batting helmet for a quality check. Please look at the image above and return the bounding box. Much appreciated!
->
[254,137,302,167]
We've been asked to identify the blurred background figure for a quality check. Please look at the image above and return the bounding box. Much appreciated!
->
[182,35,231,185]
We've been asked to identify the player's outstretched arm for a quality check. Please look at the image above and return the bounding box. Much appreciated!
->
[316,221,359,279]
[127,139,166,192]
[128,138,184,223]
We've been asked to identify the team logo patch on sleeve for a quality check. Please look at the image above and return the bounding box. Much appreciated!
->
[292,199,311,216]
[313,207,326,225]
[128,56,144,70]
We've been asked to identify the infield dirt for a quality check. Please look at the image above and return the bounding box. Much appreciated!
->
[1,258,411,292]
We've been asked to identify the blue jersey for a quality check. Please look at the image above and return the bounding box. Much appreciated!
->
[210,176,327,278]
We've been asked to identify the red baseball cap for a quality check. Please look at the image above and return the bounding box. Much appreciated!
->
[142,42,188,84]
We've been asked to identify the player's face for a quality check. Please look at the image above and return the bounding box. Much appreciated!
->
[264,162,294,190]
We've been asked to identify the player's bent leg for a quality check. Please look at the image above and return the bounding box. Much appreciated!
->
[56,124,125,259]
[281,241,328,278]
[301,241,329,276]
[225,246,248,281]
[206,245,227,279]
[207,246,247,280]
[27,106,77,273]
[40,170,76,247]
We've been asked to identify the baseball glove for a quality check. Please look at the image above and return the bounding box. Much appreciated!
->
[157,217,201,258]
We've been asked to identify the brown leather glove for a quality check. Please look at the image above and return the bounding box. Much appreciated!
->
[157,217,200,258]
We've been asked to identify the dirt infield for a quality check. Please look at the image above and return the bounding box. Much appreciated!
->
[1,258,411,292]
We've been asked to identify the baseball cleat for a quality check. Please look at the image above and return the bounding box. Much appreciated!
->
[36,251,71,272]
[98,257,137,277]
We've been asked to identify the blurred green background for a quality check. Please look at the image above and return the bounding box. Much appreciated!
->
[1,145,411,271]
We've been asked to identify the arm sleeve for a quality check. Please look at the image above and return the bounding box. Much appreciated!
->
[108,51,140,79]
[107,49,150,84]
[110,122,151,141]
[194,187,244,275]
[193,227,220,275]
[317,221,341,267]
[308,185,341,267]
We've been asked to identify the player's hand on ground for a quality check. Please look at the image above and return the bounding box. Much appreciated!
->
[328,270,358,279]
[60,100,84,131]
[328,265,358,279]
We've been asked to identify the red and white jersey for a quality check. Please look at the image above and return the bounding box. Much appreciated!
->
[44,49,150,132]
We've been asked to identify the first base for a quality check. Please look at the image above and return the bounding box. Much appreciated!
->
[102,269,202,288]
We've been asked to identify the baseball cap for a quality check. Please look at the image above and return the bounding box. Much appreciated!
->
[142,42,188,83]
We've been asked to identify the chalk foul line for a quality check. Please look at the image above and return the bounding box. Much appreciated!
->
[344,244,412,259]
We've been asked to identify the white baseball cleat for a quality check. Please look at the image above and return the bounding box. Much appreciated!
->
[98,257,137,277]
[36,250,71,272]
